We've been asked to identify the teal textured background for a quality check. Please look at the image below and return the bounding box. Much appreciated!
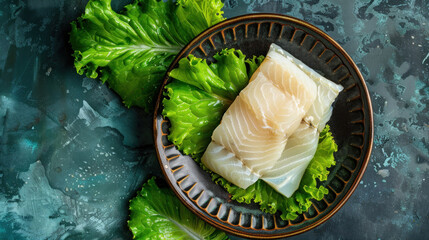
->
[0,0,428,239]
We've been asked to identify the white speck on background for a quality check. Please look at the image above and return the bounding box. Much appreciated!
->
[422,52,429,64]
[45,67,52,76]
[377,169,390,178]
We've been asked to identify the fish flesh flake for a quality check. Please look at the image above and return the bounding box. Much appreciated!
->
[202,142,260,189]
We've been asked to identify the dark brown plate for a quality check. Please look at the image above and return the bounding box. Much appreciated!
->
[154,14,373,239]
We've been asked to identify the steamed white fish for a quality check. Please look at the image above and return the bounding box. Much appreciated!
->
[202,43,342,196]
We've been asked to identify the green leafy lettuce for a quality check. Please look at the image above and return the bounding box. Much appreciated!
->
[162,49,264,156]
[129,177,229,240]
[212,126,337,220]
[162,51,338,220]
[70,0,225,112]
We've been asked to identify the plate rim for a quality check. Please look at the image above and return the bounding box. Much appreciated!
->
[153,13,374,239]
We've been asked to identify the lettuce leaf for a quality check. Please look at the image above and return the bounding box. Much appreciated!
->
[162,81,228,156]
[70,0,225,112]
[163,49,264,156]
[128,177,229,240]
[213,126,337,220]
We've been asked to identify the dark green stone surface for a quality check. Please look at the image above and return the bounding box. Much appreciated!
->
[0,0,428,239]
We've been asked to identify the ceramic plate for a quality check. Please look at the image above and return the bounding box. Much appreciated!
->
[154,14,373,239]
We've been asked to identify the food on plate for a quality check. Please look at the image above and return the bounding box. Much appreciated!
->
[128,177,229,240]
[70,0,225,112]
[202,44,343,197]
[162,45,339,220]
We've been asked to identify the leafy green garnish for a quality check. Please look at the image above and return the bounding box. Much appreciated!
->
[70,0,225,112]
[212,126,337,220]
[163,49,264,156]
[129,177,229,240]
[162,51,338,220]
[162,81,229,156]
